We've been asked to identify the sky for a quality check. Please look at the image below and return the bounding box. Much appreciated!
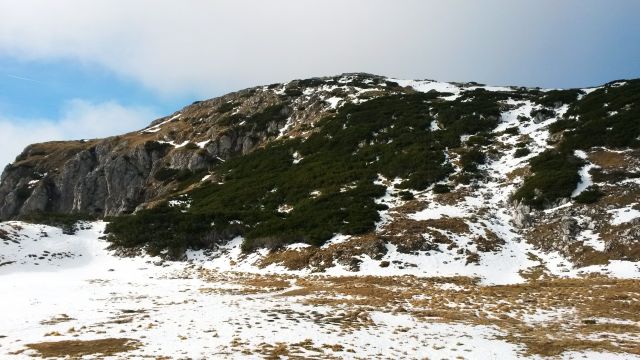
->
[0,0,639,167]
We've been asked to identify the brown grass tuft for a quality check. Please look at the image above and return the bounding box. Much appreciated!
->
[25,338,141,358]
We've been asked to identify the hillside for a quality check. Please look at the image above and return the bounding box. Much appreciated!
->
[1,73,638,279]
[1,73,640,359]
[2,221,639,358]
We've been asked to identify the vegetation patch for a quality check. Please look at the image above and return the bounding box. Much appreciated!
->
[513,147,531,158]
[513,150,584,208]
[107,91,511,255]
[561,80,640,150]
[432,184,451,194]
[536,88,583,107]
[25,338,141,358]
[574,185,604,204]
[515,80,640,208]
[19,212,96,235]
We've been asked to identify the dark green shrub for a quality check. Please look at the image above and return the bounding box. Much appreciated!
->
[459,148,486,172]
[503,127,519,135]
[514,81,640,209]
[284,88,303,97]
[432,184,451,194]
[530,108,555,121]
[513,150,584,208]
[105,206,233,258]
[467,134,492,146]
[454,173,474,185]
[107,91,510,255]
[183,142,199,150]
[514,148,531,158]
[217,101,238,113]
[537,89,583,107]
[591,169,639,183]
[20,212,97,235]
[548,119,579,133]
[153,167,179,182]
[574,186,604,204]
[238,104,289,134]
[297,78,324,87]
[561,79,640,150]
[144,141,171,153]
[217,113,243,127]
[398,191,415,200]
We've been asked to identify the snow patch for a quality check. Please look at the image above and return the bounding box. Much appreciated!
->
[292,151,303,164]
[325,97,342,109]
[388,78,461,100]
[608,204,640,225]
[196,139,211,148]
[572,150,598,198]
[141,113,181,133]
[409,204,468,221]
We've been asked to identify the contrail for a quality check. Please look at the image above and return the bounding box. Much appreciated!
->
[5,74,46,84]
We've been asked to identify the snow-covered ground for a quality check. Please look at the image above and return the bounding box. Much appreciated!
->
[0,222,522,359]
[1,221,639,359]
[2,76,639,359]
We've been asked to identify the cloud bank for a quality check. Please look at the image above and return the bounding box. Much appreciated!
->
[0,0,637,169]
[0,101,156,168]
[1,0,638,97]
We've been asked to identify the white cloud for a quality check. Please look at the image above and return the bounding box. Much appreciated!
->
[1,0,633,170]
[0,0,637,97]
[0,100,156,168]
[0,0,595,96]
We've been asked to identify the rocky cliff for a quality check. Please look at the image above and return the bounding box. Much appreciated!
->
[0,74,406,219]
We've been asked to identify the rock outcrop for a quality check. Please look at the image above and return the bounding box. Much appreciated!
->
[0,74,406,219]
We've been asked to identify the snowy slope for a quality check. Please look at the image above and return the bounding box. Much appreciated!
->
[1,75,640,359]
[1,221,639,359]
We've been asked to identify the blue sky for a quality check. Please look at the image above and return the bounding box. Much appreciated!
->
[0,57,190,119]
[0,0,638,166]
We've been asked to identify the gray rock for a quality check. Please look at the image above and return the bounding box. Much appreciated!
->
[512,200,533,228]
[560,216,579,240]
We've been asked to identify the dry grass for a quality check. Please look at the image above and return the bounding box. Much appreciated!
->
[25,338,141,358]
[474,229,506,253]
[258,234,386,272]
[40,314,75,325]
[434,187,473,206]
[262,342,290,359]
[13,140,98,169]
[505,166,531,182]
[424,217,470,234]
[259,248,316,271]
[391,199,426,215]
[195,269,640,357]
[589,150,629,170]
[523,216,623,267]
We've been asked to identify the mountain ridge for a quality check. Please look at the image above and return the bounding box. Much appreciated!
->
[1,72,619,219]
[0,73,638,280]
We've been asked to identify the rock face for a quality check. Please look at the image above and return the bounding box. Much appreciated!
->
[0,74,406,219]
[0,139,184,217]
[560,216,579,241]
[511,200,533,228]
